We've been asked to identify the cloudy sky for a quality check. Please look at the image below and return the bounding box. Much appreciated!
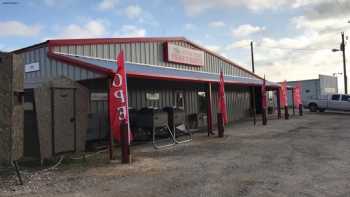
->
[1,0,350,91]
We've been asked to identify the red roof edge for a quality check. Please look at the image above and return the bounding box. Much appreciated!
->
[47,42,114,76]
[14,36,263,80]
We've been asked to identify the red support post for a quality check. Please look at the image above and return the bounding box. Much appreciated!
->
[217,113,224,137]
[284,106,289,120]
[276,89,281,119]
[207,82,213,136]
[299,104,303,116]
[107,78,114,160]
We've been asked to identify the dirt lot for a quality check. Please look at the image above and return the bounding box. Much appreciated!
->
[1,112,350,197]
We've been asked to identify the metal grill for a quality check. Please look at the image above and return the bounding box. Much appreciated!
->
[163,107,192,144]
[135,108,175,149]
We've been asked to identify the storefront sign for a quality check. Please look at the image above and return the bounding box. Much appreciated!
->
[146,92,160,100]
[91,93,108,101]
[164,42,204,66]
[24,62,40,73]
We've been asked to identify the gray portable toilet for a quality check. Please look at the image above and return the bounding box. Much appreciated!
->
[0,52,24,165]
[28,76,89,160]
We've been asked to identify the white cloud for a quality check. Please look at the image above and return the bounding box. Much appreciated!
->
[208,21,226,28]
[205,45,221,52]
[182,0,301,16]
[98,0,119,10]
[0,21,41,37]
[292,16,350,32]
[226,40,251,50]
[58,20,108,38]
[125,5,143,19]
[115,25,146,37]
[232,24,265,37]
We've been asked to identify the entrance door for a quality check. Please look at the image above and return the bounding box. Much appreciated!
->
[53,88,76,154]
[197,91,208,128]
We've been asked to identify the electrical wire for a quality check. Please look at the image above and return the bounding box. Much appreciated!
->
[255,45,331,52]
[231,44,332,53]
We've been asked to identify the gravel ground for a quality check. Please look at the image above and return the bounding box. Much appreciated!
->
[1,112,350,197]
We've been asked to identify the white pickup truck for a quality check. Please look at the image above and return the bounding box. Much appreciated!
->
[305,94,350,112]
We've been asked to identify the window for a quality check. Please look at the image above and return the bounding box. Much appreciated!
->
[341,95,350,101]
[332,94,340,101]
[305,89,310,93]
[175,91,184,109]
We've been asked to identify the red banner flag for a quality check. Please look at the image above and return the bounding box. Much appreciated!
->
[261,76,267,109]
[279,81,288,107]
[109,51,132,144]
[293,83,302,106]
[218,70,228,125]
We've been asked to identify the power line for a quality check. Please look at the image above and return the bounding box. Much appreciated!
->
[231,44,331,53]
[255,45,331,52]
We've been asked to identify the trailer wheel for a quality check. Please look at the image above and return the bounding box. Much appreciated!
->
[319,108,325,112]
[309,103,318,112]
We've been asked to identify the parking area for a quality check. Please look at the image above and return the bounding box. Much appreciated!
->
[2,112,350,197]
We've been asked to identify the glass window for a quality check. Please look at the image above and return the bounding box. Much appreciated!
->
[341,95,350,101]
[175,91,184,109]
[198,91,207,113]
[332,94,340,101]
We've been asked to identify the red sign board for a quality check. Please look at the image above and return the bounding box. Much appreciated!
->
[164,42,205,66]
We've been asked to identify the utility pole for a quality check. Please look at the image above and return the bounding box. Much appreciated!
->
[250,41,256,125]
[250,41,255,73]
[341,32,348,94]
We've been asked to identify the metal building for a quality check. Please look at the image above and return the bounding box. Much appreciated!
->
[14,37,279,142]
[286,74,338,106]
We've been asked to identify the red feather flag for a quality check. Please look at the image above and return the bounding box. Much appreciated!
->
[261,76,267,109]
[293,83,302,106]
[218,70,228,125]
[109,51,132,144]
[279,81,288,107]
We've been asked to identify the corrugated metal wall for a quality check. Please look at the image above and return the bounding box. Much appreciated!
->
[319,74,338,95]
[21,47,105,88]
[82,78,251,130]
[211,85,251,124]
[127,78,206,115]
[52,40,257,79]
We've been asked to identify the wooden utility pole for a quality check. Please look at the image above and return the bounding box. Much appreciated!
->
[341,32,348,94]
[250,41,255,73]
[250,41,256,126]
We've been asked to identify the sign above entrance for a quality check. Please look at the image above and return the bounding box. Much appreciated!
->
[164,42,205,67]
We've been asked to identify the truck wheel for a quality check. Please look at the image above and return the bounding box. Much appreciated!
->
[309,104,318,112]
[319,109,325,112]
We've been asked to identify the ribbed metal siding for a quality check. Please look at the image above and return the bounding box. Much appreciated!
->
[127,79,205,116]
[211,85,251,124]
[21,46,105,87]
[53,40,257,80]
